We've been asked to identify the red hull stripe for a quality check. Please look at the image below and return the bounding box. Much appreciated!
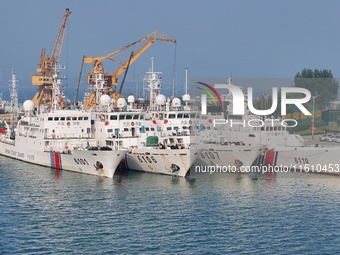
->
[53,152,62,170]
[264,150,277,166]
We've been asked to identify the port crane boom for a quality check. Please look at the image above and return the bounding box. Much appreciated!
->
[82,31,176,109]
[32,8,71,106]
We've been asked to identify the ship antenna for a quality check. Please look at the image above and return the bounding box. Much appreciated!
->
[151,57,154,73]
[185,67,189,94]
[9,69,18,125]
[227,72,232,84]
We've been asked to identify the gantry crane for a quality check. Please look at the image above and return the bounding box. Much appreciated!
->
[81,31,176,108]
[31,8,71,106]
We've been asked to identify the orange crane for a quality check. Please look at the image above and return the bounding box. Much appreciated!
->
[81,31,176,108]
[31,8,71,106]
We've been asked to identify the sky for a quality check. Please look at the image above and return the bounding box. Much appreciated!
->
[1,0,340,101]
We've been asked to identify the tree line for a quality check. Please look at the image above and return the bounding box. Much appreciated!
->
[252,68,339,116]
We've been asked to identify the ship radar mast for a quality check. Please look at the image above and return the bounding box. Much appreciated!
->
[50,65,65,112]
[9,69,18,125]
[143,57,162,110]
[0,88,3,112]
[182,68,191,111]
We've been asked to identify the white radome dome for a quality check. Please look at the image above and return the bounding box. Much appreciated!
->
[23,100,35,112]
[182,94,190,101]
[127,95,135,103]
[155,94,166,105]
[99,94,111,106]
[171,98,181,107]
[117,98,127,108]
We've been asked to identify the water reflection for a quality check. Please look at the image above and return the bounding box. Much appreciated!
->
[53,169,62,179]
[1,156,340,255]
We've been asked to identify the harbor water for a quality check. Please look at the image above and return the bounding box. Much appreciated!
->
[0,155,339,254]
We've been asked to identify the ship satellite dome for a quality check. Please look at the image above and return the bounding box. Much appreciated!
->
[155,94,166,105]
[171,98,181,107]
[99,94,111,106]
[117,98,127,108]
[23,100,35,111]
[182,94,190,101]
[127,95,135,103]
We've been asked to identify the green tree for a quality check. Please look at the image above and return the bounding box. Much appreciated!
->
[294,69,339,110]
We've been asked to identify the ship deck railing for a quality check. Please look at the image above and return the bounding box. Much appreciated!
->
[45,135,95,140]
[44,145,121,154]
[0,136,15,145]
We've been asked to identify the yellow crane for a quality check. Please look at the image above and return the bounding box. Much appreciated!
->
[31,8,71,106]
[82,31,176,108]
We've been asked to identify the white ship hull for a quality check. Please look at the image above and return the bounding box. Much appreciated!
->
[272,146,340,175]
[126,148,202,177]
[0,140,127,178]
[195,145,265,168]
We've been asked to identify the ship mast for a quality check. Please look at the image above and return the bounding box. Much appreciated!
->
[143,57,162,110]
[0,91,3,108]
[9,69,18,125]
[50,65,65,112]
